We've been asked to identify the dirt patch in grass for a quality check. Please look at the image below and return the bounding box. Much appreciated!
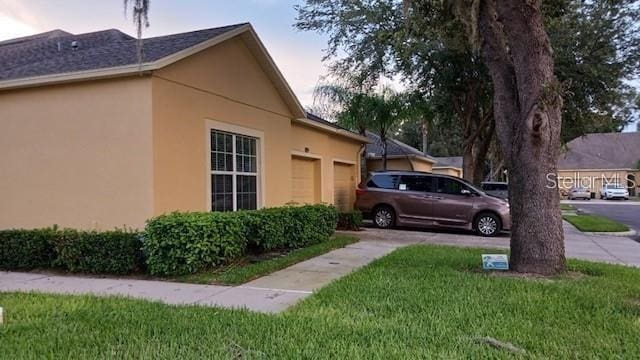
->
[626,298,640,307]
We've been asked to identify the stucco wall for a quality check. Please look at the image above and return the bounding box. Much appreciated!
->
[0,77,154,230]
[152,36,294,214]
[410,158,434,172]
[367,157,433,173]
[290,123,362,204]
[433,167,463,178]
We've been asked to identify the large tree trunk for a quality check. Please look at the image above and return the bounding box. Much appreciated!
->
[478,0,565,275]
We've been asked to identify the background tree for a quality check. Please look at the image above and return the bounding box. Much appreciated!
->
[296,0,498,185]
[314,84,410,171]
[123,0,150,66]
[296,0,640,186]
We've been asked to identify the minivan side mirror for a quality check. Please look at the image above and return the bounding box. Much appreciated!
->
[460,189,472,196]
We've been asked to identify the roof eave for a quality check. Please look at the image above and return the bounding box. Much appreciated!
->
[433,166,463,171]
[366,154,436,163]
[294,118,369,143]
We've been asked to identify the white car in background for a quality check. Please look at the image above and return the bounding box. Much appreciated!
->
[600,184,629,200]
[567,186,591,200]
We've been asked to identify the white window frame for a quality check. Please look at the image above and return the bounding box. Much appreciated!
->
[205,119,265,211]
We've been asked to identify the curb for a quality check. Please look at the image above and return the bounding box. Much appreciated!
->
[583,229,637,237]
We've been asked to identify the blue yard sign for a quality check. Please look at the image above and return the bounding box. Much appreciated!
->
[482,254,509,270]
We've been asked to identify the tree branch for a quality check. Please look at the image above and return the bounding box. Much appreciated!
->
[478,0,520,159]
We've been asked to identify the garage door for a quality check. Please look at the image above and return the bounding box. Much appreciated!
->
[334,162,355,211]
[291,156,320,204]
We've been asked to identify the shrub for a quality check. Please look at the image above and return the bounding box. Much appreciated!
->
[284,204,338,248]
[239,208,289,251]
[337,211,363,231]
[53,230,143,274]
[144,212,246,276]
[0,228,57,270]
[242,204,338,251]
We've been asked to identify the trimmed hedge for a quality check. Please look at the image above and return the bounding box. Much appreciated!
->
[53,230,143,274]
[240,204,338,251]
[1,204,339,277]
[0,228,57,270]
[0,228,143,274]
[144,212,246,276]
[337,211,363,231]
[145,204,338,276]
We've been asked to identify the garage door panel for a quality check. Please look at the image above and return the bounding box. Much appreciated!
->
[334,163,355,211]
[291,156,320,204]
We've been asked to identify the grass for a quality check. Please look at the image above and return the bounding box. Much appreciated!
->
[2,245,640,358]
[174,235,358,285]
[560,203,576,211]
[563,214,630,232]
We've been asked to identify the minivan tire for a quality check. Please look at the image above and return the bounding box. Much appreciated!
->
[373,205,396,229]
[474,212,502,237]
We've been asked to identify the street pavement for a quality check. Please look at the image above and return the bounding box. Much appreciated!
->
[563,200,640,233]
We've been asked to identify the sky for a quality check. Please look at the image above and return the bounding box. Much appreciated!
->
[0,0,638,131]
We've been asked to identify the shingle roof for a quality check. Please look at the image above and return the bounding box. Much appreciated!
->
[365,131,436,162]
[433,156,463,169]
[0,24,247,81]
[558,132,640,170]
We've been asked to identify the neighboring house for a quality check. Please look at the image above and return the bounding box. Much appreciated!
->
[0,24,368,230]
[557,132,640,198]
[432,156,464,178]
[365,131,436,173]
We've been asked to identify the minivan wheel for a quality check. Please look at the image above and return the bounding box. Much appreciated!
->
[474,213,501,237]
[373,206,395,229]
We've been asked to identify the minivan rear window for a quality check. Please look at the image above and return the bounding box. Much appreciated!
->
[367,174,400,189]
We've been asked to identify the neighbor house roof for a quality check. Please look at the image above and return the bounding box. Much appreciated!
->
[558,132,640,170]
[365,131,436,163]
[433,156,463,169]
[0,23,307,119]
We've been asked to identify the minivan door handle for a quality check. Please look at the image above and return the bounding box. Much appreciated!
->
[424,194,443,200]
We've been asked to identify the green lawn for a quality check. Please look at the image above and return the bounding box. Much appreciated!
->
[563,214,630,232]
[174,235,358,285]
[2,245,640,358]
[560,204,576,211]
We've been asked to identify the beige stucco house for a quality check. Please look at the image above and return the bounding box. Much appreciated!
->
[557,132,640,198]
[0,24,368,230]
[364,132,464,178]
[364,132,436,173]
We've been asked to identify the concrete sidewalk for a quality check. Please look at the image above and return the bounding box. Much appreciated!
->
[0,240,409,313]
[2,223,639,313]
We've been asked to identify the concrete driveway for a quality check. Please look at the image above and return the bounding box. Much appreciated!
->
[344,221,640,267]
